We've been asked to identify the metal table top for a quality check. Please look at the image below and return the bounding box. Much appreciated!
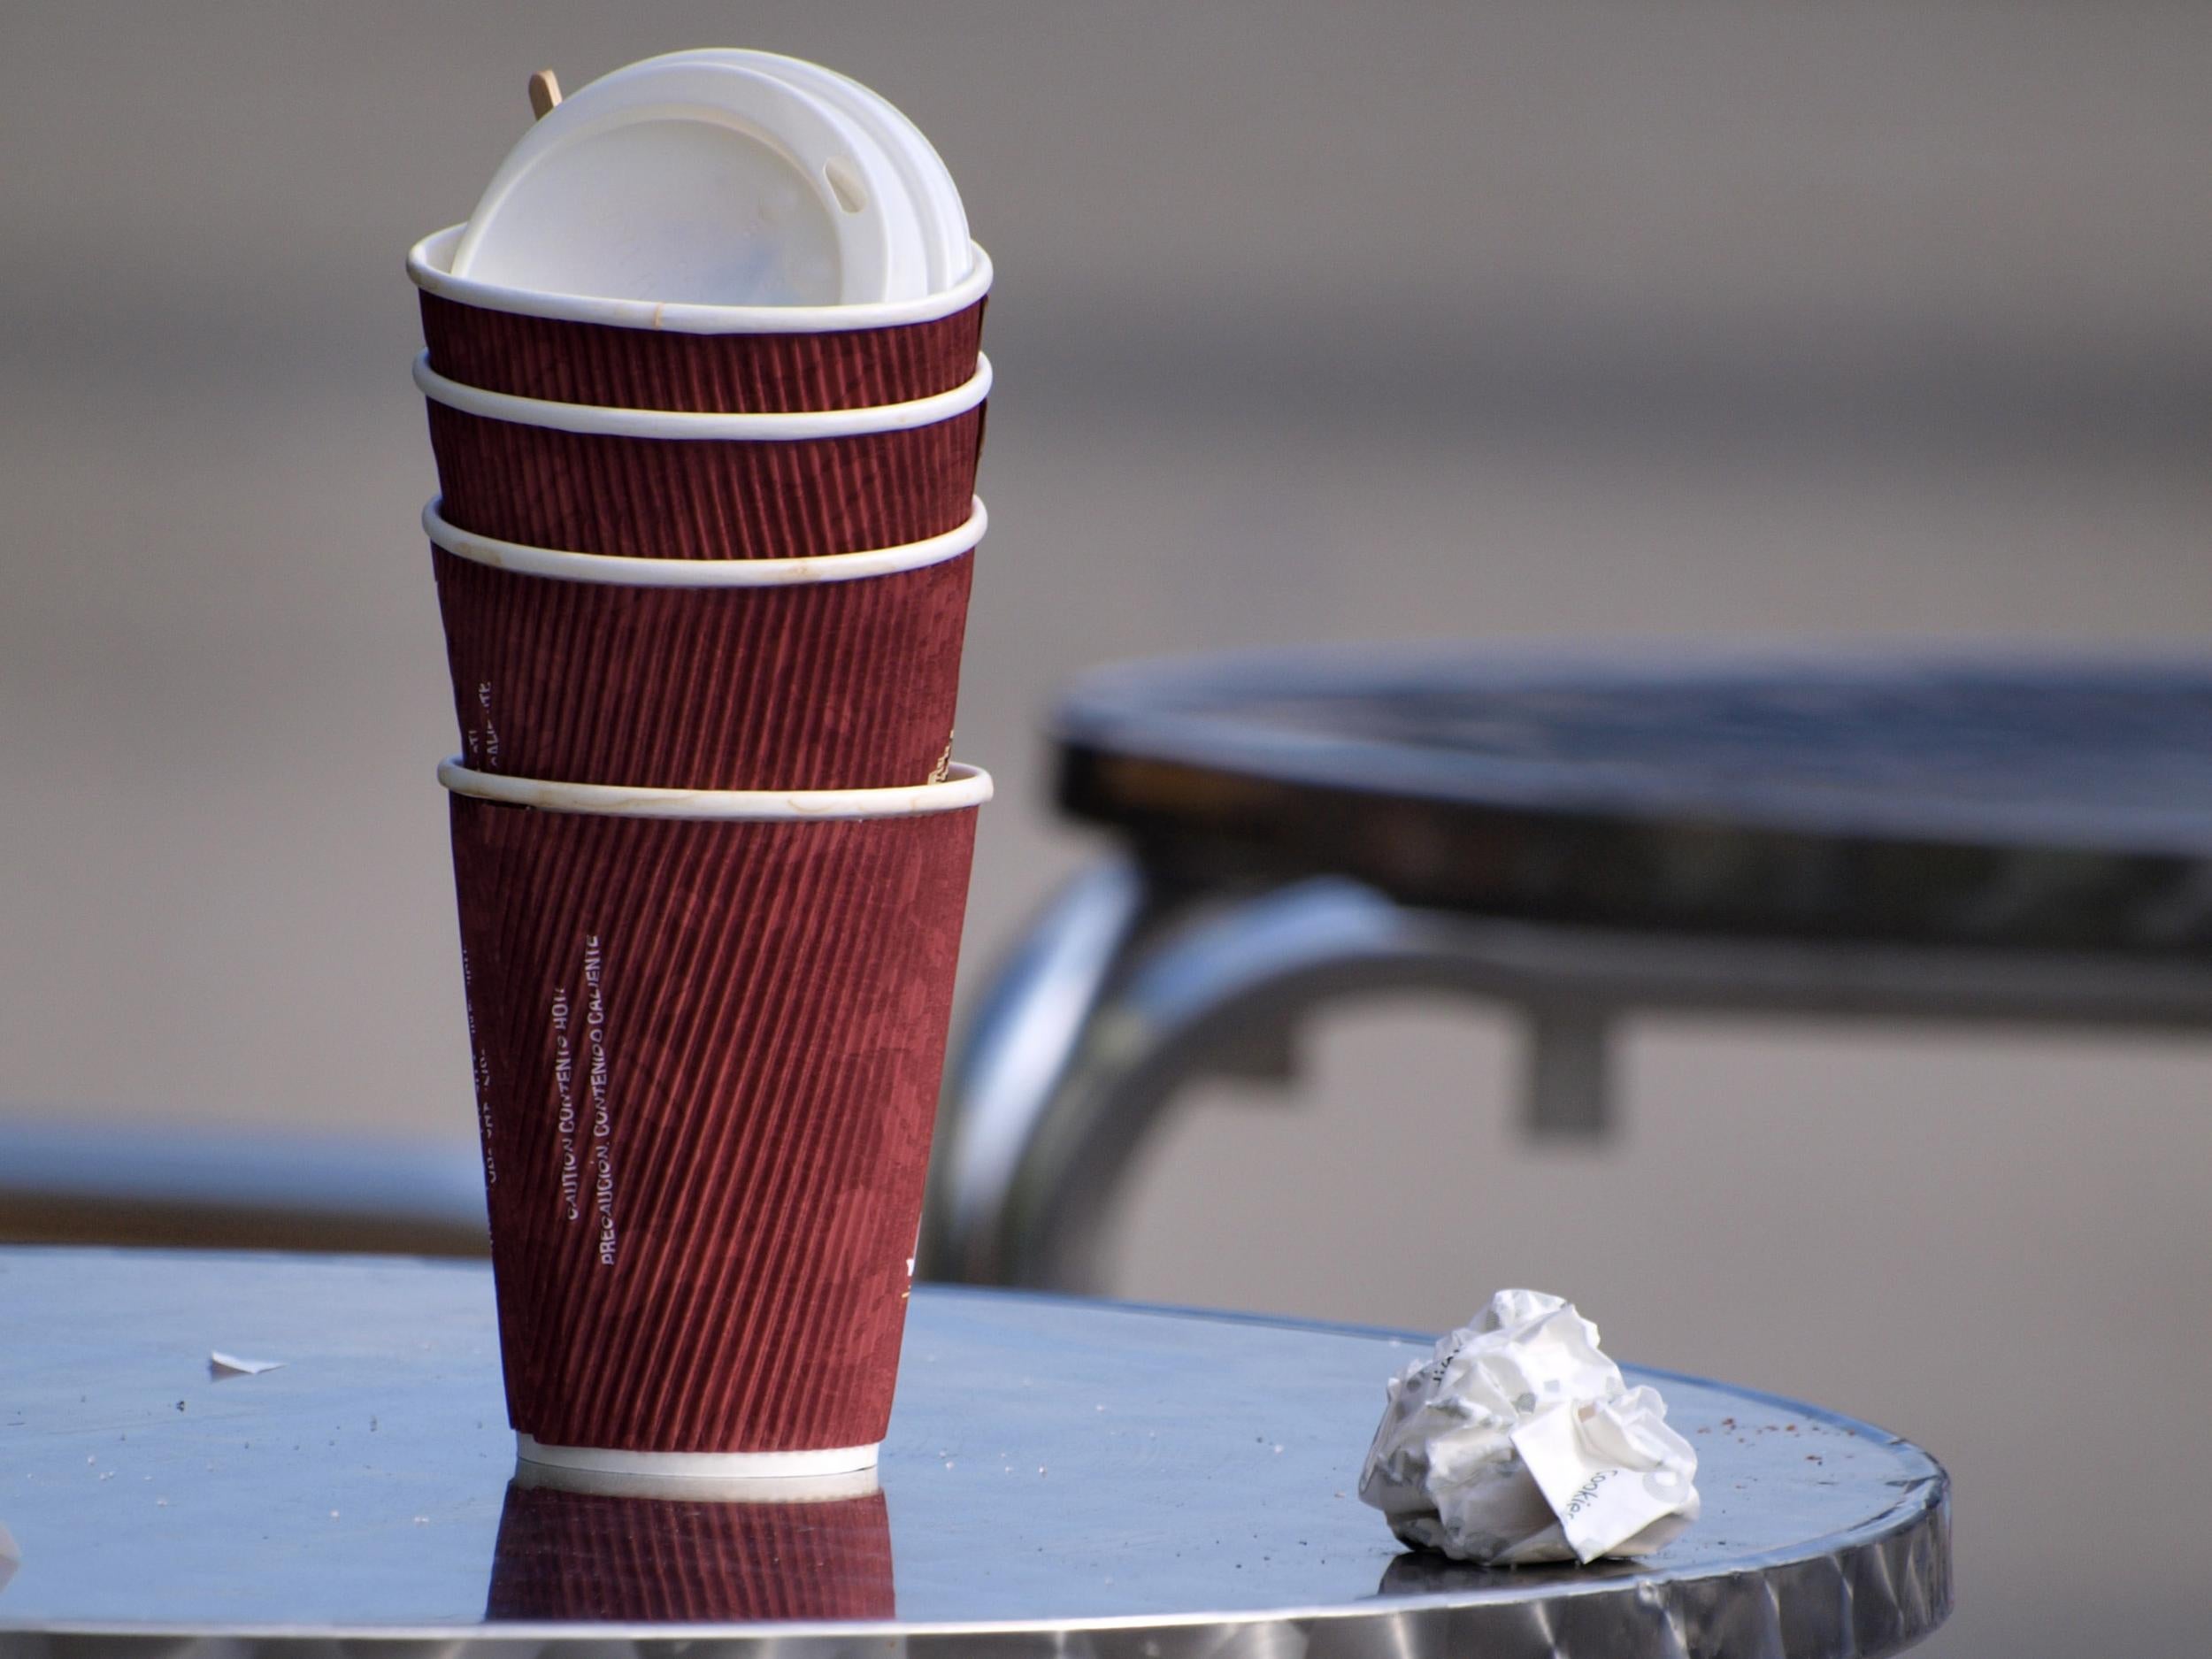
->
[0,1249,1948,1657]
[1055,647,2212,950]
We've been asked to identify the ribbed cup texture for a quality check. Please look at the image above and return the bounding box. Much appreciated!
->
[487,1481,895,1621]
[426,403,985,560]
[432,547,972,790]
[450,794,979,1454]
[421,290,986,413]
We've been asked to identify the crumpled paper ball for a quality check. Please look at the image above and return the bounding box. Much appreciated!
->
[1358,1289,1700,1565]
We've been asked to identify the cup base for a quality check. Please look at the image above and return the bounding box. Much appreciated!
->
[512,1456,882,1502]
[516,1433,881,1479]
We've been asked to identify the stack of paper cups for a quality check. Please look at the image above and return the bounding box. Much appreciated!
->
[408,50,995,1479]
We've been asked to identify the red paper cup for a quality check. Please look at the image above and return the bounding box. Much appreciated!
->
[426,498,983,790]
[487,1465,895,1622]
[411,225,992,414]
[444,760,990,1474]
[418,350,989,561]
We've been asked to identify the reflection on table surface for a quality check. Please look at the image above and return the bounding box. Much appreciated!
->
[488,1465,895,1623]
[0,1250,1946,1657]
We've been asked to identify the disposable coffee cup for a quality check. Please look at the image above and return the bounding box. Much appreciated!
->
[443,760,991,1471]
[411,49,985,411]
[488,1467,894,1621]
[428,498,984,789]
[411,225,990,413]
[419,350,989,560]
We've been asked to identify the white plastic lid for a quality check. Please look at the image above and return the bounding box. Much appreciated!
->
[641,50,972,293]
[450,58,938,305]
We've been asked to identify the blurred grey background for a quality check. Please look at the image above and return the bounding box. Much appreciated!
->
[4,3,2208,1654]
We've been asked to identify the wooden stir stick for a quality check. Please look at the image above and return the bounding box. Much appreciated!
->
[527,69,563,120]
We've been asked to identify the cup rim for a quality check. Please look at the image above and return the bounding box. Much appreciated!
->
[441,759,993,818]
[425,496,986,586]
[409,223,993,335]
[415,348,989,440]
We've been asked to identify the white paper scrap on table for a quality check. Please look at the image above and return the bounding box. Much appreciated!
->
[209,1351,284,1379]
[1357,1289,1700,1565]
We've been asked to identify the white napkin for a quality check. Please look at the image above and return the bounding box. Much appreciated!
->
[1358,1289,1700,1565]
